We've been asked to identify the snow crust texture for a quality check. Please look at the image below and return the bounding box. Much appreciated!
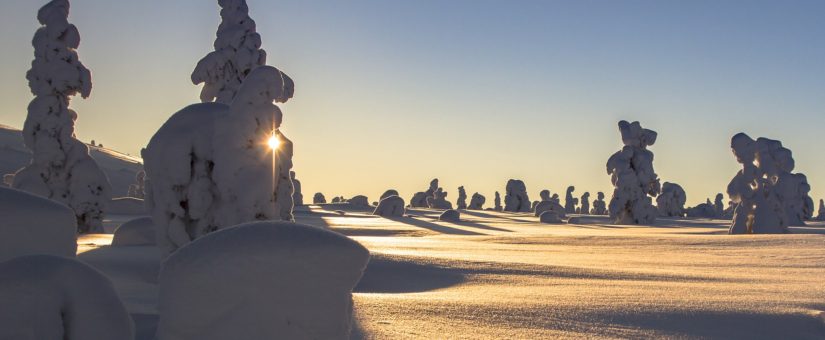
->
[0,187,77,262]
[727,133,812,234]
[156,221,369,340]
[607,121,661,224]
[13,0,111,234]
[0,255,134,340]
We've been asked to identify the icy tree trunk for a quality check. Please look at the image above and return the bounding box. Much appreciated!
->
[606,121,661,224]
[13,0,111,234]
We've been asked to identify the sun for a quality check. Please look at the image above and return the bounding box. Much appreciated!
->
[267,134,281,150]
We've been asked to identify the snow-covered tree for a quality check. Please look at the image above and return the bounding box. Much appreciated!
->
[127,170,146,199]
[504,179,530,212]
[564,186,578,213]
[580,192,591,215]
[313,192,327,204]
[494,191,502,211]
[606,120,661,224]
[591,192,607,215]
[13,0,111,234]
[727,133,810,233]
[290,171,303,206]
[456,186,467,210]
[656,182,686,217]
[468,193,485,210]
[191,0,293,105]
[410,179,438,208]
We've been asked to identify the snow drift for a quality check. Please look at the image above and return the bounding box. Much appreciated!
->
[156,221,369,340]
[0,255,134,340]
[0,187,77,262]
[111,217,155,247]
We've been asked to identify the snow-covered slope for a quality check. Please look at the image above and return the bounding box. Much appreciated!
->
[0,124,142,197]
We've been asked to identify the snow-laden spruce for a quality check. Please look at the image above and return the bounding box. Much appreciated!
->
[373,195,405,217]
[656,182,686,217]
[428,187,453,209]
[727,133,812,234]
[591,192,607,215]
[468,192,486,210]
[494,191,502,211]
[410,178,438,208]
[606,121,661,224]
[0,255,134,340]
[156,221,369,340]
[504,179,530,212]
[580,192,590,215]
[291,171,303,206]
[13,0,111,234]
[314,192,327,204]
[0,187,77,262]
[127,170,146,199]
[564,186,578,213]
[457,186,467,209]
[191,0,293,104]
[143,66,294,256]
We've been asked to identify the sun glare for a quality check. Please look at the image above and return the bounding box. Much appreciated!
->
[267,135,281,150]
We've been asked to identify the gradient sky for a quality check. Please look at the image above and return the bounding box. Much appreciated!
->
[1,0,823,206]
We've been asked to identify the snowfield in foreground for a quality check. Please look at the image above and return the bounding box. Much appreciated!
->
[78,206,825,339]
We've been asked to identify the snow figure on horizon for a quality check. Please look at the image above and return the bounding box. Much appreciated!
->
[457,186,467,210]
[564,186,578,213]
[468,193,485,210]
[606,120,661,224]
[534,189,565,218]
[144,66,294,256]
[816,199,825,221]
[494,191,502,211]
[428,187,452,210]
[504,179,530,212]
[291,171,303,206]
[313,192,326,204]
[580,192,590,215]
[127,171,146,199]
[591,192,607,215]
[726,133,809,234]
[13,0,111,234]
[656,182,686,217]
[410,178,438,208]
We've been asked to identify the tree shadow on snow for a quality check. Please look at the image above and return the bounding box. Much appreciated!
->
[386,216,486,236]
[354,254,466,293]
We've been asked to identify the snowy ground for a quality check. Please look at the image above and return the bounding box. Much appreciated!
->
[80,206,825,339]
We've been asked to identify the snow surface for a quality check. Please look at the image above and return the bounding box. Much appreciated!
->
[0,187,77,262]
[0,255,134,340]
[155,221,369,340]
[109,197,146,215]
[75,206,825,339]
[112,217,155,247]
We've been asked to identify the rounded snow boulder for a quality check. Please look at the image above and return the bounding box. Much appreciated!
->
[108,197,146,215]
[156,221,370,340]
[0,255,134,340]
[0,187,77,262]
[439,209,461,222]
[373,195,406,217]
[539,211,563,224]
[379,189,400,201]
[534,200,566,218]
[112,217,156,247]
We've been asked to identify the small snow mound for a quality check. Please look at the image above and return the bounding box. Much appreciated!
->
[348,195,370,207]
[108,197,146,215]
[373,195,405,217]
[439,209,461,222]
[540,211,562,224]
[112,217,155,247]
[156,221,369,340]
[0,187,76,262]
[534,200,566,218]
[0,255,134,340]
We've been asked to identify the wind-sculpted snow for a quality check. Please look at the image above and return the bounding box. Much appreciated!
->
[143,66,294,256]
[156,221,369,340]
[373,195,405,217]
[727,133,812,234]
[468,193,486,210]
[607,121,661,224]
[656,182,686,217]
[504,179,530,212]
[0,255,134,340]
[0,187,76,262]
[13,0,110,234]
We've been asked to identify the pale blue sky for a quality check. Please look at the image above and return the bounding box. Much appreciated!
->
[1,0,823,205]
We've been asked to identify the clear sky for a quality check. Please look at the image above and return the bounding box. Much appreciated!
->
[1,0,823,206]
